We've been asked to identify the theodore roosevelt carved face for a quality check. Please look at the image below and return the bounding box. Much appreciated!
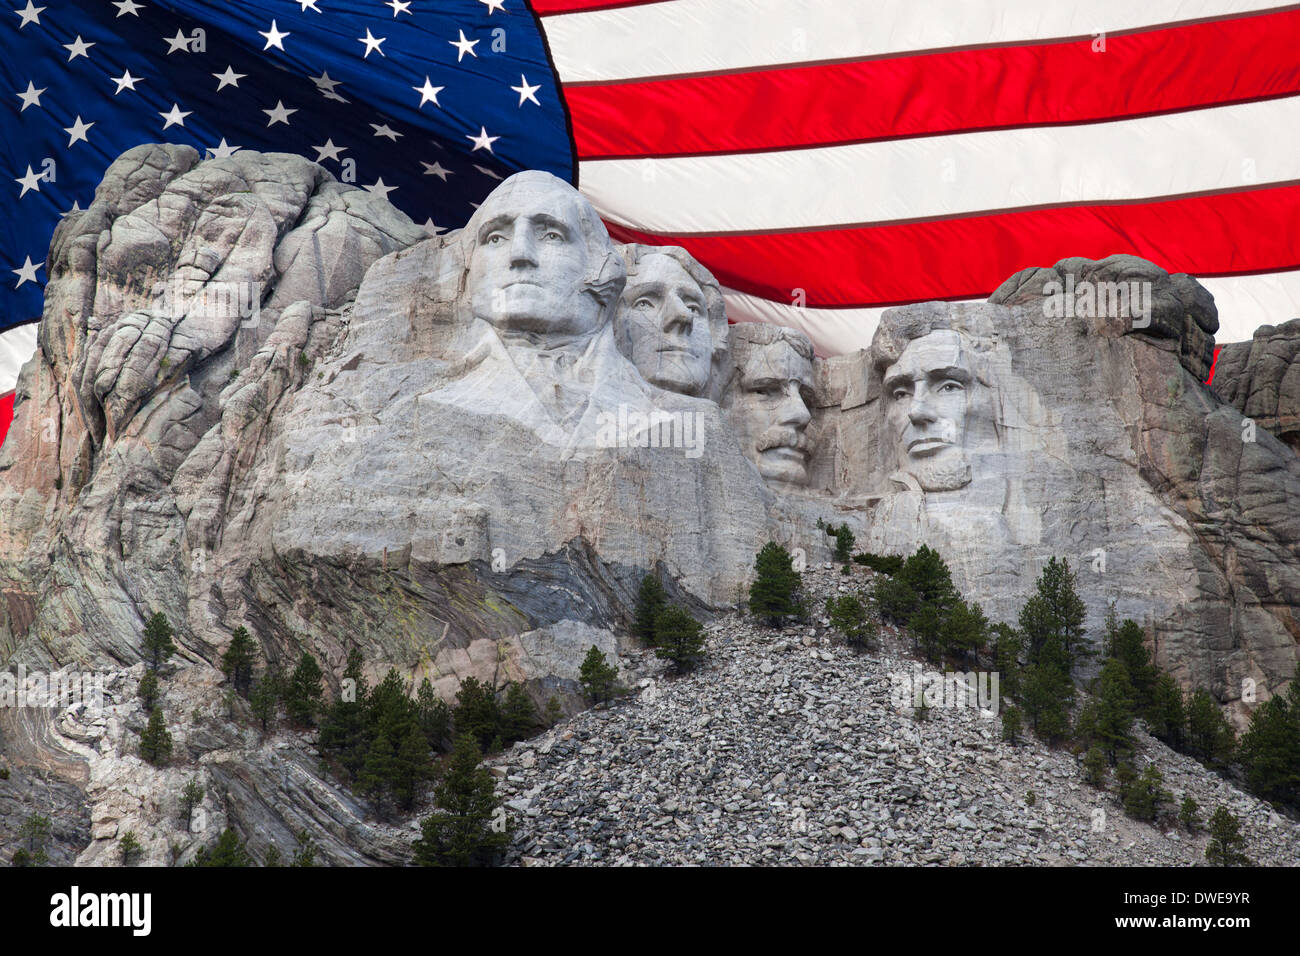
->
[724,323,816,486]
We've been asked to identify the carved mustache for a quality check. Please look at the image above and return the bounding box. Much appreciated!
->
[757,427,813,455]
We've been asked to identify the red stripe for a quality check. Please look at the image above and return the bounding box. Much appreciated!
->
[567,8,1300,158]
[602,182,1300,307]
[532,0,674,14]
[0,391,13,450]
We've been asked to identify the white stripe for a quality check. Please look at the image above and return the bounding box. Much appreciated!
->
[580,97,1300,233]
[544,0,1293,83]
[0,324,37,394]
[725,270,1300,357]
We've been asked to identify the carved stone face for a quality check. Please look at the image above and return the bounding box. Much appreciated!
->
[616,253,713,396]
[730,339,815,485]
[466,177,602,335]
[882,329,973,491]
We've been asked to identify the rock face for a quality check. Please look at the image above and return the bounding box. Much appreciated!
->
[1214,318,1300,454]
[0,150,1297,864]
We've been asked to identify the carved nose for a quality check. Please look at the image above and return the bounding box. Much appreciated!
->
[909,395,938,425]
[661,294,693,335]
[778,384,811,427]
[510,229,538,267]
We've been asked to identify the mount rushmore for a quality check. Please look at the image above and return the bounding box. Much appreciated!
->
[0,144,1297,859]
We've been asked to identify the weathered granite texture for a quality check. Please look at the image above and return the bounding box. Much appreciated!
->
[1214,318,1300,454]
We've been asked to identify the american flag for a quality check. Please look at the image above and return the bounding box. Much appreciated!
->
[4,0,1300,449]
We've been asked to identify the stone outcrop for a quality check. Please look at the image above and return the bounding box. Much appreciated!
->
[1213,318,1300,454]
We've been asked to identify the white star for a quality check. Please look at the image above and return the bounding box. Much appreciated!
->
[209,138,240,159]
[422,218,445,235]
[312,139,346,163]
[413,76,444,109]
[387,0,411,15]
[16,81,45,112]
[473,164,503,180]
[297,0,321,11]
[12,255,41,287]
[449,30,479,62]
[62,201,82,218]
[63,35,95,61]
[163,29,191,54]
[159,103,191,129]
[311,71,341,94]
[13,2,43,29]
[363,178,396,199]
[358,28,386,58]
[511,75,541,107]
[421,161,452,181]
[112,0,144,16]
[259,20,290,51]
[213,66,245,91]
[466,126,498,152]
[263,100,297,126]
[479,0,506,13]
[111,70,142,95]
[15,165,43,197]
[63,116,94,147]
[370,123,402,141]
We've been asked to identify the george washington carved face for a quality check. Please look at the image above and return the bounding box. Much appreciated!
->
[462,171,623,337]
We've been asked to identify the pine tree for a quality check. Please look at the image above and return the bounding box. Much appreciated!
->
[142,611,177,671]
[139,707,173,765]
[220,626,258,697]
[544,695,564,726]
[1148,671,1186,749]
[1120,765,1170,822]
[1021,634,1073,742]
[359,729,398,816]
[179,777,204,828]
[249,667,282,733]
[284,651,324,726]
[137,669,160,713]
[1103,607,1156,711]
[1185,688,1236,766]
[393,722,433,812]
[654,604,706,673]
[748,542,802,626]
[1205,806,1250,866]
[1000,706,1022,744]
[188,829,253,867]
[992,623,1023,699]
[1018,557,1087,665]
[578,645,619,703]
[1093,657,1137,764]
[452,677,502,752]
[416,677,451,752]
[1238,669,1300,806]
[501,682,540,742]
[1179,796,1200,832]
[119,831,143,866]
[412,734,511,867]
[320,652,373,778]
[290,830,318,867]
[632,573,668,645]
[946,600,990,664]
[1082,745,1107,786]
[825,593,875,650]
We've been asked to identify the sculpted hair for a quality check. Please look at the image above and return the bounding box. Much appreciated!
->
[729,321,814,369]
[870,309,994,388]
[458,170,626,319]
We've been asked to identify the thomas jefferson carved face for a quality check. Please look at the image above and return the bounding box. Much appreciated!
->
[616,253,713,396]
[882,329,973,491]
[727,330,816,485]
[465,174,612,336]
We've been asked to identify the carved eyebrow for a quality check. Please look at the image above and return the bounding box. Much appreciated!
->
[476,214,514,243]
[743,375,784,391]
[530,213,571,235]
[883,372,915,392]
[928,365,971,383]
